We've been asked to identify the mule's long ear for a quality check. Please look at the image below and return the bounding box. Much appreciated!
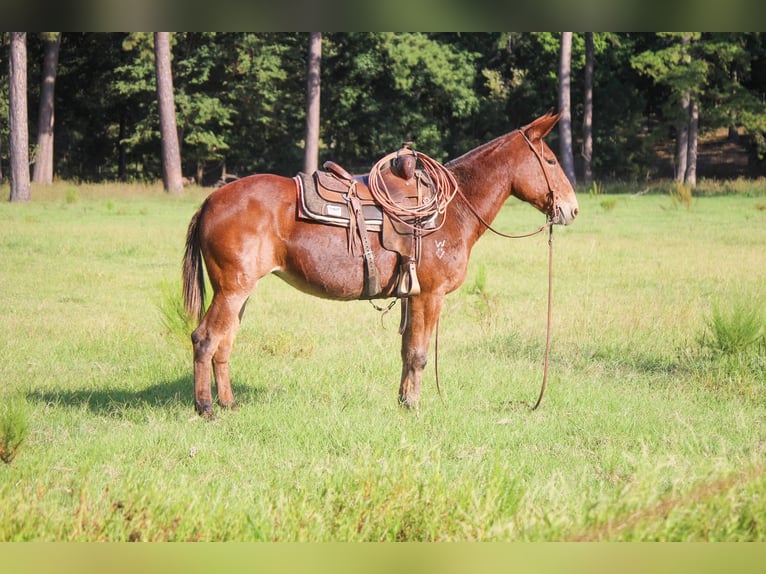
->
[524,111,562,141]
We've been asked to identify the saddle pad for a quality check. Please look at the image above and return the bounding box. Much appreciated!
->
[296,172,384,230]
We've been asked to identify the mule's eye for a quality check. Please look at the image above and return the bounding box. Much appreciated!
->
[545,157,557,166]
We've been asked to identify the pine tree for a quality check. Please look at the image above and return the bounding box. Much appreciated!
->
[558,32,576,185]
[303,32,322,174]
[154,32,183,194]
[32,32,61,185]
[9,32,30,202]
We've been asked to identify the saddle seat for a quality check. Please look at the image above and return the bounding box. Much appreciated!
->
[306,157,436,229]
[296,147,439,300]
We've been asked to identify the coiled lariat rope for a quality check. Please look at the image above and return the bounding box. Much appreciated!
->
[367,147,459,231]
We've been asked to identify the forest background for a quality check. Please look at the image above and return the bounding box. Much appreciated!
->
[4,32,766,194]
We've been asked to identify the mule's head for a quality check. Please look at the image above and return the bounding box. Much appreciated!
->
[511,112,579,226]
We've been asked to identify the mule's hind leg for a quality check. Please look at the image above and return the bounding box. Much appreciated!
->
[399,292,444,408]
[191,319,216,418]
[212,297,250,410]
[191,291,249,417]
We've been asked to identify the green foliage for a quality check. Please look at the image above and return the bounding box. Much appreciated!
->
[7,32,766,184]
[157,279,196,348]
[599,197,618,211]
[632,32,766,169]
[0,396,30,465]
[382,33,480,119]
[682,297,766,403]
[702,300,765,356]
[322,33,481,166]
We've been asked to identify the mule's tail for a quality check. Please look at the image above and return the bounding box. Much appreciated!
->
[182,206,207,323]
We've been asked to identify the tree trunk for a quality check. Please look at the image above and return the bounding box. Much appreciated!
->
[9,32,30,202]
[675,34,691,183]
[685,98,699,187]
[582,32,594,186]
[154,32,183,194]
[32,32,61,185]
[675,90,690,182]
[303,32,322,174]
[118,112,127,181]
[558,32,576,186]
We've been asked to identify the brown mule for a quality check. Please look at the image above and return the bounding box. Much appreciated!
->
[182,112,579,418]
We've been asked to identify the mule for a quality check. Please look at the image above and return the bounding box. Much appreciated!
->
[182,111,579,418]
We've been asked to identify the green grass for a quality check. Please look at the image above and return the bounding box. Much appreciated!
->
[0,182,765,540]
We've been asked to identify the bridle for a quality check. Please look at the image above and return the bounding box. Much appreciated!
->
[518,128,561,225]
[455,128,560,237]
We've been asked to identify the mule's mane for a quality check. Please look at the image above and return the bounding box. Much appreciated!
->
[445,130,518,170]
[445,113,555,171]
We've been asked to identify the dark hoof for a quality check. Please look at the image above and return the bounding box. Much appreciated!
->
[398,396,419,410]
[195,400,214,419]
[218,399,238,411]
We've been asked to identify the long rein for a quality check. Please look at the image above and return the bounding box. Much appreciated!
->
[439,129,558,410]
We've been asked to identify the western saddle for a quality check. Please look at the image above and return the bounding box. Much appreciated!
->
[296,144,454,300]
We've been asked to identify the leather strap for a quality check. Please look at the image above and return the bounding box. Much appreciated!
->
[348,192,381,297]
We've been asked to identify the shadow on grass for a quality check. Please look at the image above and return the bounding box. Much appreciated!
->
[26,375,267,417]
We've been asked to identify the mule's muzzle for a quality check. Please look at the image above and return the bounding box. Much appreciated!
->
[552,202,579,226]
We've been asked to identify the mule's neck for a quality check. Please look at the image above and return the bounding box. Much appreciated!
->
[446,132,518,245]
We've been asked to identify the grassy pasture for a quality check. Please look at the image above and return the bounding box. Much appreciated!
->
[0,181,765,541]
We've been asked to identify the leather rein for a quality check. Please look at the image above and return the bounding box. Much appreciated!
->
[440,128,559,410]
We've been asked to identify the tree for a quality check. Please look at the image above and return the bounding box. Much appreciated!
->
[32,32,61,185]
[154,32,183,194]
[9,32,30,202]
[582,32,594,186]
[322,33,480,167]
[219,33,306,177]
[168,33,237,184]
[676,87,690,182]
[685,97,699,186]
[558,32,576,185]
[303,32,321,174]
[675,34,694,184]
[632,33,706,186]
[5,32,766,186]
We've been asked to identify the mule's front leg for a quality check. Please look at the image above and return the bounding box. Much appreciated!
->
[399,293,444,408]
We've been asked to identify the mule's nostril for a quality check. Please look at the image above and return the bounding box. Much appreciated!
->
[573,207,579,218]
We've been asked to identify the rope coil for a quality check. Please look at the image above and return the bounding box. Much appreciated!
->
[367,148,459,231]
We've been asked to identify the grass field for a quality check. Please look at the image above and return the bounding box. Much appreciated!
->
[0,180,765,541]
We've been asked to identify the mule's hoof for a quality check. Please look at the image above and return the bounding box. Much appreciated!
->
[195,401,214,419]
[218,399,238,411]
[398,396,420,410]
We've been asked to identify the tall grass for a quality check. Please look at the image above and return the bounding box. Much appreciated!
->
[702,299,765,356]
[0,183,765,540]
[0,396,30,465]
